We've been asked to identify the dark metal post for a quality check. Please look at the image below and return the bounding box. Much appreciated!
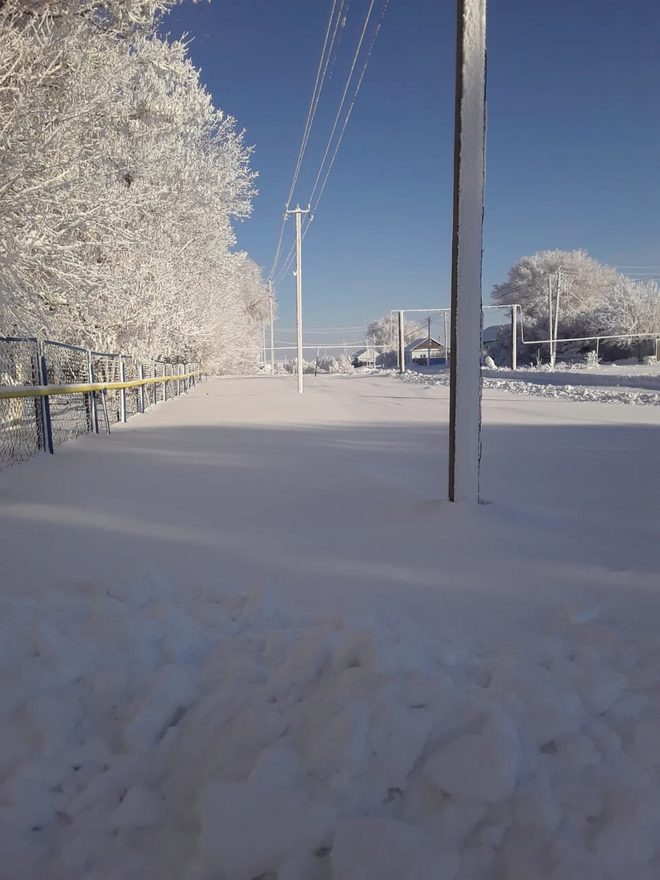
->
[37,343,54,454]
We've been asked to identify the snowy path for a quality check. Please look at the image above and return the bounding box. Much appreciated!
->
[2,373,659,635]
[2,375,660,879]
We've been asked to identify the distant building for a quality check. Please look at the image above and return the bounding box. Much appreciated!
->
[406,337,447,366]
[352,347,377,368]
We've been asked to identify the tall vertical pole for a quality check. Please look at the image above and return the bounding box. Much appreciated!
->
[88,349,99,433]
[38,343,54,455]
[547,274,554,366]
[427,316,432,366]
[448,0,487,504]
[444,310,449,362]
[268,280,275,374]
[511,304,517,370]
[295,207,304,393]
[398,310,405,373]
[286,204,310,394]
[553,266,561,368]
[119,355,127,423]
[142,364,149,410]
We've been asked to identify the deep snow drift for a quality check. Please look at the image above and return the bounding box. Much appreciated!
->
[1,374,659,879]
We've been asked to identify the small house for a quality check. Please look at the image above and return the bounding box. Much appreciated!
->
[406,337,447,366]
[352,347,377,368]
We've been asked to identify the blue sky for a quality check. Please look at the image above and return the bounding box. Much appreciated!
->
[163,0,660,330]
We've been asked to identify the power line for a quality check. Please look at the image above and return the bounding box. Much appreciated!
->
[276,326,368,332]
[308,0,378,208]
[276,213,314,281]
[269,0,345,280]
[271,0,389,279]
[287,0,346,207]
[311,0,390,213]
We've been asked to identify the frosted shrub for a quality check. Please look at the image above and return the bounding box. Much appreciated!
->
[585,350,599,368]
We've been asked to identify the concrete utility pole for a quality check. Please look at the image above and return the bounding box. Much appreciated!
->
[553,267,562,367]
[511,304,517,370]
[547,274,554,366]
[427,316,432,366]
[268,280,275,374]
[448,0,487,504]
[398,310,405,373]
[285,205,310,393]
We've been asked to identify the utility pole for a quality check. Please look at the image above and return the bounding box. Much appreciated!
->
[268,280,275,374]
[427,316,432,367]
[398,310,405,373]
[448,0,487,504]
[553,267,562,368]
[511,304,517,370]
[285,204,310,393]
[547,274,554,367]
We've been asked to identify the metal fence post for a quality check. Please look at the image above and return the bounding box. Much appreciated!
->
[119,355,127,423]
[37,342,54,454]
[139,364,146,413]
[88,349,99,433]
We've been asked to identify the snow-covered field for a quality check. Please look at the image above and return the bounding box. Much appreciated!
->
[404,362,660,406]
[1,374,659,879]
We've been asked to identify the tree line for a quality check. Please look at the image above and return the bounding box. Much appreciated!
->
[366,250,660,365]
[0,0,270,372]
[492,250,660,362]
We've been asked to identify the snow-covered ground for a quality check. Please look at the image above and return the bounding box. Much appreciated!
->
[404,363,660,406]
[1,374,660,879]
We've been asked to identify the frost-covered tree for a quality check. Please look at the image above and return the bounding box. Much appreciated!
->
[367,314,419,349]
[0,0,268,370]
[596,278,660,359]
[492,250,620,345]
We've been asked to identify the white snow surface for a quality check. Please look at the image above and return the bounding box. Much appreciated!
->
[403,364,660,406]
[1,374,660,879]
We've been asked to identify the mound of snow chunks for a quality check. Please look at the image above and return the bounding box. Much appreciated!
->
[1,578,660,880]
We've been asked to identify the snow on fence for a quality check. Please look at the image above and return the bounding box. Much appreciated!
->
[0,336,204,470]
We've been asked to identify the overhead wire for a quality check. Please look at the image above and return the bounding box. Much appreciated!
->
[310,0,389,213]
[271,0,389,281]
[287,0,346,207]
[275,213,314,281]
[307,0,377,209]
[269,0,345,280]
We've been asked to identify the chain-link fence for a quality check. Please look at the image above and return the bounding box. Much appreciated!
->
[0,337,43,469]
[42,340,93,447]
[0,336,203,470]
[91,351,121,430]
[121,355,141,420]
